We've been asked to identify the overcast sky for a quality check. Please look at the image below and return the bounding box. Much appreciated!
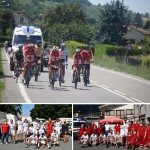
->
[89,0,150,14]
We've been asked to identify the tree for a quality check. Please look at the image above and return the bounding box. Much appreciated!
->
[95,0,129,45]
[30,105,72,120]
[0,105,22,117]
[133,13,143,27]
[143,20,150,30]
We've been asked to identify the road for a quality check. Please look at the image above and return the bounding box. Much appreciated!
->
[1,49,150,103]
[73,140,150,150]
[0,138,72,150]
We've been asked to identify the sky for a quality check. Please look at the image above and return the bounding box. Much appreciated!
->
[89,0,150,14]
[22,104,34,116]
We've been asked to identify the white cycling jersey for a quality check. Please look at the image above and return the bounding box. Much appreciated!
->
[107,133,115,141]
[29,135,37,144]
[17,120,23,130]
[23,122,29,133]
[9,123,16,131]
[59,49,68,62]
[55,121,62,134]
[51,132,58,142]
[81,135,89,143]
[90,134,98,142]
[39,135,47,144]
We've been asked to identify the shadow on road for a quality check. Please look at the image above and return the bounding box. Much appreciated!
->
[54,87,70,91]
[5,75,13,78]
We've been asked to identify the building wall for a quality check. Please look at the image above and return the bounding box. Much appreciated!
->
[126,29,145,44]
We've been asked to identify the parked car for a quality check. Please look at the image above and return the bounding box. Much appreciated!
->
[73,120,87,140]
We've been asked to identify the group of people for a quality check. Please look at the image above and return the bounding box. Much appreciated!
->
[1,117,70,149]
[78,121,150,150]
[9,37,95,86]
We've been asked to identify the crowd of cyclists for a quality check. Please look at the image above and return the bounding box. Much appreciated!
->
[1,117,71,149]
[4,37,94,88]
[77,121,150,150]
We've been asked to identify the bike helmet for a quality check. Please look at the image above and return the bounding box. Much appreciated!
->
[28,43,34,48]
[75,49,81,53]
[60,43,66,47]
[84,44,90,49]
[53,46,59,52]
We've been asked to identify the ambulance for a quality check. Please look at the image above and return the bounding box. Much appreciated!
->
[10,26,44,71]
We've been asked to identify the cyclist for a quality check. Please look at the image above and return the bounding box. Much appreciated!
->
[13,44,24,79]
[48,46,60,83]
[23,37,32,54]
[72,49,82,83]
[35,40,45,74]
[80,45,94,84]
[23,44,36,84]
[59,43,68,83]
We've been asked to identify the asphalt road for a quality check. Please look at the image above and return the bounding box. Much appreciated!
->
[0,137,72,150]
[73,140,150,150]
[1,49,150,103]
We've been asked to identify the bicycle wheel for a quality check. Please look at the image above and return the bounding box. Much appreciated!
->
[35,66,38,82]
[26,69,30,88]
[51,71,55,90]
[83,67,87,87]
[59,76,62,87]
[74,71,78,89]
[15,69,19,83]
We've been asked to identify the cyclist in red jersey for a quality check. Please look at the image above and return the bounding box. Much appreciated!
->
[23,44,36,84]
[48,46,61,82]
[72,49,82,83]
[80,45,94,84]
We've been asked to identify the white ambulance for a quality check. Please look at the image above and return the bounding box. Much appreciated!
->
[10,26,44,71]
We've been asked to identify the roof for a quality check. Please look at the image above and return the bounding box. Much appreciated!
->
[128,26,150,35]
[95,116,124,123]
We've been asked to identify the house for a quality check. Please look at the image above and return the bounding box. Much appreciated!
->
[99,104,134,120]
[134,104,150,123]
[125,26,150,45]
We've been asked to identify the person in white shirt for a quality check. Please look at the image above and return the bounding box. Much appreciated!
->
[105,122,110,137]
[39,124,45,135]
[115,131,122,148]
[38,133,51,149]
[26,133,38,148]
[51,129,59,146]
[90,132,98,146]
[99,133,106,146]
[80,132,89,147]
[32,119,40,134]
[9,119,16,144]
[106,130,115,148]
[59,43,68,83]
[23,119,29,143]
[54,118,62,140]
[110,121,116,135]
[16,117,23,142]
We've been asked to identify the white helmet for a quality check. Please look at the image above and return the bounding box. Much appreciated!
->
[53,46,59,52]
[61,43,66,47]
[75,49,81,53]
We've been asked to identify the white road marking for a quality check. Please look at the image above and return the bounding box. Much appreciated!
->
[90,81,142,103]
[131,97,143,103]
[5,53,32,103]
[91,80,98,84]
[92,65,150,85]
[100,84,110,89]
[114,90,126,96]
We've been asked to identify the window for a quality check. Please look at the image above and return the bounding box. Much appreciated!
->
[106,110,115,116]
[126,109,134,115]
[116,110,124,118]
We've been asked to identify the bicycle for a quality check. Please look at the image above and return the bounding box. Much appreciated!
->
[83,63,90,87]
[49,65,59,90]
[34,59,42,82]
[59,63,68,86]
[25,63,35,88]
[15,61,23,83]
[73,65,81,89]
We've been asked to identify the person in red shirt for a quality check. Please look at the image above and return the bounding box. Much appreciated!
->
[80,45,94,84]
[48,46,61,82]
[97,124,102,136]
[72,49,82,83]
[1,120,10,144]
[128,121,133,134]
[126,132,132,149]
[137,123,146,149]
[44,118,53,139]
[133,121,140,133]
[23,43,36,84]
[92,124,97,134]
[145,124,150,148]
[115,124,120,135]
[85,124,92,137]
[79,124,85,143]
[131,131,139,150]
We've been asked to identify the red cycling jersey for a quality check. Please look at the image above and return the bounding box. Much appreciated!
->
[80,49,93,63]
[49,50,60,65]
[24,48,36,64]
[73,54,82,65]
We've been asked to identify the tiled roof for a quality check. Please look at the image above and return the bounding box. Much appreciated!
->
[128,26,150,35]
